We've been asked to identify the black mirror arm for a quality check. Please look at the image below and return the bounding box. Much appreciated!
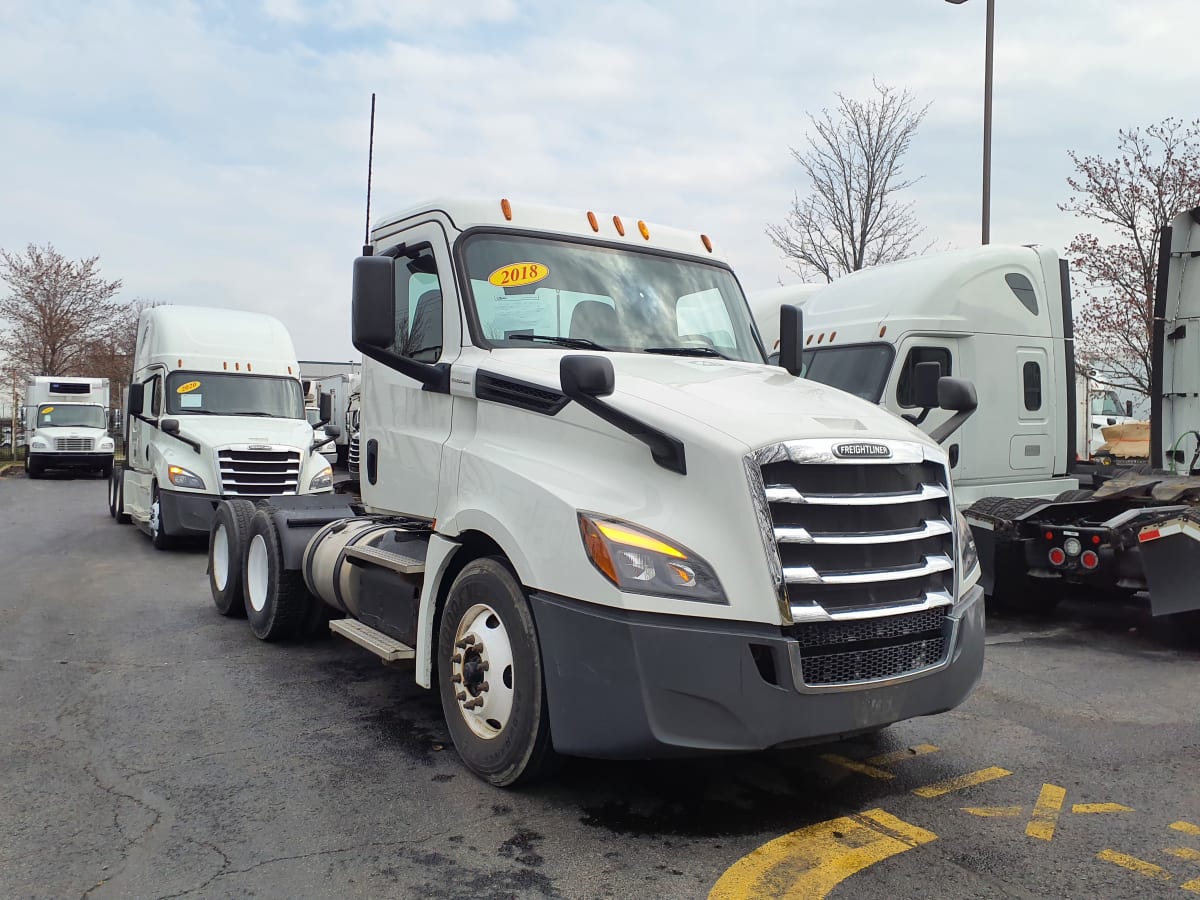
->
[312,435,337,452]
[353,342,451,394]
[133,413,202,454]
[560,385,686,475]
[929,408,976,445]
[901,407,933,427]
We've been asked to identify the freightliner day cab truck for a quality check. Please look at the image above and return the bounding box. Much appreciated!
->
[751,210,1200,622]
[110,305,337,549]
[205,197,986,786]
[23,376,115,478]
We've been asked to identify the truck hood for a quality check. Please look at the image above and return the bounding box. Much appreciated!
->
[486,349,935,451]
[168,416,314,450]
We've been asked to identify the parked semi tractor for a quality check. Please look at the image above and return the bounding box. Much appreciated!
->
[110,305,337,549]
[751,208,1200,620]
[23,376,115,478]
[311,372,360,467]
[205,197,985,786]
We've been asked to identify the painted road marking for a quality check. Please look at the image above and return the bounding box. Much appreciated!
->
[708,809,936,900]
[1166,848,1200,862]
[1097,849,1174,882]
[1073,803,1134,814]
[1173,822,1200,836]
[963,806,1023,818]
[821,744,940,780]
[1026,784,1067,841]
[911,767,1011,798]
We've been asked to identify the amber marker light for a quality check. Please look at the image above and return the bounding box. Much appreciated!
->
[579,517,619,584]
[612,215,625,236]
[701,234,713,253]
[500,198,512,220]
[638,220,650,240]
[586,211,599,232]
[879,326,888,337]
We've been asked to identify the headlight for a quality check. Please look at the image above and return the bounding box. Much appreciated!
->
[167,464,206,490]
[99,438,115,450]
[31,438,48,449]
[957,510,980,590]
[308,466,333,491]
[577,513,727,603]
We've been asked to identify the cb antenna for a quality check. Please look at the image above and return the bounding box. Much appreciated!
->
[363,92,376,256]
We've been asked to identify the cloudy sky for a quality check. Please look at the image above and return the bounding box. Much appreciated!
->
[0,0,1194,361]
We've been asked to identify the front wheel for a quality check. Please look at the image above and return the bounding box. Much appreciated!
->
[25,455,42,479]
[437,557,555,787]
[148,485,175,550]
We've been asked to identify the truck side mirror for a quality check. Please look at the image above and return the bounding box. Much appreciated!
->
[913,361,942,410]
[127,382,144,415]
[928,377,979,445]
[352,256,396,350]
[319,390,332,423]
[160,418,180,435]
[777,304,804,376]
[323,424,341,438]
[560,355,614,398]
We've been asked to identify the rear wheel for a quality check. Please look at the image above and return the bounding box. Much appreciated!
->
[437,557,556,787]
[209,499,256,618]
[243,509,313,641]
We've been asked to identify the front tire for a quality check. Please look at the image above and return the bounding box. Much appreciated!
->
[209,499,256,618]
[437,557,555,787]
[26,455,42,479]
[148,485,175,550]
[242,508,313,641]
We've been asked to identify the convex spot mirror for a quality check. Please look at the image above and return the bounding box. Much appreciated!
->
[323,425,341,438]
[560,355,614,398]
[160,418,180,435]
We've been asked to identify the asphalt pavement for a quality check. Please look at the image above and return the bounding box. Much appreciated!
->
[1,471,1198,899]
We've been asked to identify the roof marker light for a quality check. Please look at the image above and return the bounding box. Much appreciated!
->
[830,331,837,342]
[701,234,713,253]
[879,326,888,337]
[223,361,228,370]
[805,334,814,345]
[247,363,252,372]
[177,359,182,367]
[638,220,650,240]
[613,215,625,236]
[235,362,240,371]
[288,365,293,375]
[817,333,825,344]
[500,198,512,221]
[587,211,599,232]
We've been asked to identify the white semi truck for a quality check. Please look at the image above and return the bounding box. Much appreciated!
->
[205,197,986,786]
[23,376,115,478]
[310,372,360,468]
[110,305,336,549]
[751,211,1200,620]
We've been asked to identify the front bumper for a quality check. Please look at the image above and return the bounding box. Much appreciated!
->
[29,451,113,470]
[532,586,985,759]
[158,488,221,537]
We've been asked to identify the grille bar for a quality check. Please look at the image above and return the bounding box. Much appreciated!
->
[54,438,95,452]
[784,554,954,586]
[775,518,952,545]
[218,447,302,496]
[766,483,949,506]
[790,589,953,622]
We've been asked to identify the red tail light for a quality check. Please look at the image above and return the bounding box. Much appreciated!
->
[1048,547,1066,566]
[1081,550,1099,570]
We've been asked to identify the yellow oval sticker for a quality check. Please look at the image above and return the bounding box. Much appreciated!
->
[177,381,201,394]
[488,262,549,289]
[42,406,54,414]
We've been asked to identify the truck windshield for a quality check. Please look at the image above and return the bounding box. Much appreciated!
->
[1092,391,1123,416]
[461,233,765,363]
[800,344,895,403]
[37,404,106,429]
[306,407,321,426]
[165,372,303,419]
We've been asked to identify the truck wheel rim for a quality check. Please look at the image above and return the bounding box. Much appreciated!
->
[213,524,230,591]
[247,534,269,613]
[149,499,161,536]
[451,603,515,740]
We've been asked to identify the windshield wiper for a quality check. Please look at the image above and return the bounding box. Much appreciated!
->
[506,334,611,351]
[225,411,279,417]
[642,346,733,360]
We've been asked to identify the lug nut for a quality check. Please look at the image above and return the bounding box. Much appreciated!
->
[450,674,462,684]
[479,681,489,693]
[451,653,462,664]
[481,661,490,671]
[455,691,466,702]
[455,636,475,649]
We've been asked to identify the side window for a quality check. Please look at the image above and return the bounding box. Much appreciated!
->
[676,289,737,351]
[1006,273,1039,315]
[142,376,161,417]
[1023,361,1042,411]
[392,247,443,362]
[896,346,952,408]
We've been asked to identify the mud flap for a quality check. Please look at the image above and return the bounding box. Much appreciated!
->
[1137,516,1200,615]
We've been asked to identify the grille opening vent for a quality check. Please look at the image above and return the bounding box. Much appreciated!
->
[800,637,947,686]
[475,372,568,415]
[749,643,779,686]
[218,447,301,496]
[54,438,95,452]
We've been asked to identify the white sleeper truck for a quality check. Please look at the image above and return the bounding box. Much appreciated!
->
[110,305,336,548]
[206,198,986,786]
[24,376,115,478]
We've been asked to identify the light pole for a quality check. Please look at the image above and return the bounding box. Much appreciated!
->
[946,0,994,245]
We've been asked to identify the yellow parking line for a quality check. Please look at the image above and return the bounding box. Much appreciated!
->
[912,767,1012,798]
[1182,876,1200,895]
[864,744,940,767]
[708,809,936,899]
[820,754,894,780]
[961,806,1023,818]
[1172,821,1200,836]
[1166,848,1200,862]
[1026,784,1067,841]
[1072,803,1133,814]
[1096,849,1173,882]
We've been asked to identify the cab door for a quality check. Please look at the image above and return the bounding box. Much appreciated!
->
[359,221,461,519]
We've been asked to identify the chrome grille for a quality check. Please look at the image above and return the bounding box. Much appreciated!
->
[54,438,95,452]
[347,434,360,475]
[218,447,301,496]
[786,606,948,649]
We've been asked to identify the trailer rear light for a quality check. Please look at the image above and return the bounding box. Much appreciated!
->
[1081,550,1099,570]
[1139,528,1161,543]
[1045,531,1054,541]
[1063,537,1082,557]
[1092,535,1101,545]
[1048,547,1066,566]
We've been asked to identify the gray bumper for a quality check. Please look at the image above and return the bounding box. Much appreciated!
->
[29,452,112,470]
[158,488,221,537]
[531,586,985,759]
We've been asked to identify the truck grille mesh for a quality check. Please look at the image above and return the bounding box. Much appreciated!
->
[347,435,360,474]
[218,448,301,496]
[800,636,948,686]
[54,438,95,452]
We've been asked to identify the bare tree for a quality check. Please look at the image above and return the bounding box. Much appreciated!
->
[0,244,129,382]
[768,80,932,282]
[1060,118,1200,397]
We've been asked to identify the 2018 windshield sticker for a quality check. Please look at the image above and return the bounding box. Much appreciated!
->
[488,262,549,289]
[176,381,201,394]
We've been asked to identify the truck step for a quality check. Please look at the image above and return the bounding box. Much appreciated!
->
[342,544,426,574]
[330,619,416,662]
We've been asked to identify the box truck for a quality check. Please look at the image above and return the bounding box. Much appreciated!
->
[24,376,115,478]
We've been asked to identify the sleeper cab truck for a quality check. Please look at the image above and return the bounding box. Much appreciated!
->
[205,198,986,786]
[110,305,337,548]
[24,376,115,478]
